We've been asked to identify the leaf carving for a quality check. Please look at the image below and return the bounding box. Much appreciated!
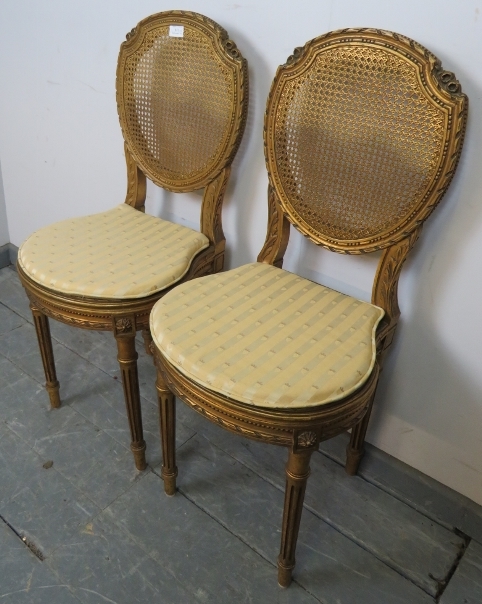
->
[372,225,422,328]
[257,185,290,267]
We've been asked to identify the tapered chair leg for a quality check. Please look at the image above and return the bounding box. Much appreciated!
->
[345,394,376,476]
[156,368,177,495]
[142,328,153,356]
[278,449,313,588]
[115,333,147,471]
[30,304,61,408]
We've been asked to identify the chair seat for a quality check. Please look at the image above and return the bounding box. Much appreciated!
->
[18,204,209,299]
[150,262,384,409]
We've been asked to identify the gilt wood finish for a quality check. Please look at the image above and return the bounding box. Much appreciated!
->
[18,10,248,471]
[263,28,467,255]
[117,11,248,193]
[153,28,467,587]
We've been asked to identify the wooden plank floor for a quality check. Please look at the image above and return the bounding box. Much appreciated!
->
[0,264,481,603]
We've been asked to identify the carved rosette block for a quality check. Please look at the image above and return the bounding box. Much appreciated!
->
[113,315,136,337]
[297,431,318,449]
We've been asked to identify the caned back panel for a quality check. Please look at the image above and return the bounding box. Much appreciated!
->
[117,12,247,192]
[265,30,467,252]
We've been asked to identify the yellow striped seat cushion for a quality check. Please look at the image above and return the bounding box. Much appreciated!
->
[150,262,384,409]
[18,204,209,299]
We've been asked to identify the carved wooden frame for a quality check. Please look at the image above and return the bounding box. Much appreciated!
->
[263,28,467,254]
[18,10,248,472]
[153,28,467,587]
[117,10,248,193]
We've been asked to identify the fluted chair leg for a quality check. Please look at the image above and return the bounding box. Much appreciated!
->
[278,449,313,588]
[345,394,376,476]
[115,333,147,471]
[156,368,177,495]
[30,304,61,408]
[142,328,153,356]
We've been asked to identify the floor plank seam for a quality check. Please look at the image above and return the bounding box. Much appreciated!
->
[0,298,31,324]
[303,498,447,599]
[0,512,45,561]
[41,551,90,603]
[318,447,467,535]
[0,320,28,341]
[32,472,151,566]
[1,392,127,510]
[101,491,234,604]
[97,465,154,513]
[29,429,146,514]
[1,420,106,545]
[433,532,471,603]
[176,484,326,604]
[200,435,440,599]
[0,346,49,389]
[174,431,198,452]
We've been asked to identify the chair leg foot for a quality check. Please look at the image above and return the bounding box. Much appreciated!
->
[115,333,147,471]
[163,473,177,496]
[131,442,148,471]
[345,393,376,475]
[278,448,312,587]
[30,304,61,408]
[156,367,178,496]
[46,382,61,408]
[277,562,293,588]
[345,447,364,475]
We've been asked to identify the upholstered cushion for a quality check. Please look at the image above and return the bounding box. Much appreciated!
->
[151,262,384,409]
[18,204,209,299]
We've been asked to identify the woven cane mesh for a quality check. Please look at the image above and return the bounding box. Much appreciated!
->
[122,25,233,185]
[274,45,446,241]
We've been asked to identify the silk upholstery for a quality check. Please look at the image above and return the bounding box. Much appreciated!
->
[151,262,384,409]
[18,204,209,299]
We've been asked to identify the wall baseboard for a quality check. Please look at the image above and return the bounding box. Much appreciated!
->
[0,243,18,269]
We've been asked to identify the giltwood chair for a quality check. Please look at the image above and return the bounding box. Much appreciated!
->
[150,29,467,586]
[17,11,248,471]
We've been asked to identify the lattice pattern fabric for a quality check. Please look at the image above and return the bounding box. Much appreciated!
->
[122,25,233,181]
[275,45,446,240]
[151,263,384,408]
[18,204,209,299]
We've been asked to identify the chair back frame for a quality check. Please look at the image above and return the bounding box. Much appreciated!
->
[259,28,467,348]
[117,11,248,263]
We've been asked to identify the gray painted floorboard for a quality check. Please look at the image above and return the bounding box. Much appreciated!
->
[0,265,481,603]
[439,541,482,604]
[174,421,464,596]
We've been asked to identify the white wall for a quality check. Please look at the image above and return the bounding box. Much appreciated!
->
[0,162,9,246]
[1,0,481,504]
